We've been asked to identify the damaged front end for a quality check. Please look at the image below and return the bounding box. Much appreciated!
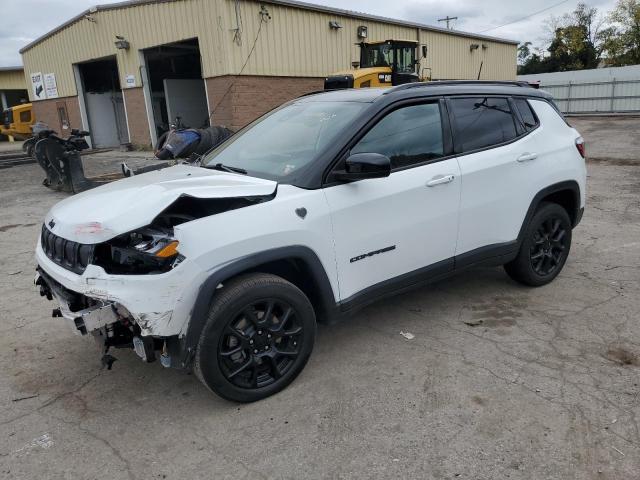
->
[35,267,175,368]
[34,165,278,370]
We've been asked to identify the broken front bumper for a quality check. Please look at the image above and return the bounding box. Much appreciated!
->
[35,269,119,335]
[34,240,206,337]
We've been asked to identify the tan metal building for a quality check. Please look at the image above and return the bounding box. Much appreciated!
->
[20,0,517,148]
[0,67,29,111]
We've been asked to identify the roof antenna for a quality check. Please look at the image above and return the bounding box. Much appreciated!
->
[477,61,483,80]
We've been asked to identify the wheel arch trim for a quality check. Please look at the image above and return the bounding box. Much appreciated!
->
[179,246,336,368]
[518,180,581,244]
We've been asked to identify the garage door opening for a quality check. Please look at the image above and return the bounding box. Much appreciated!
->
[1,89,29,110]
[143,38,209,141]
[77,57,129,148]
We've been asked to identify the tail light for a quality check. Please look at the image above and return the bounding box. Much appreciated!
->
[575,136,585,159]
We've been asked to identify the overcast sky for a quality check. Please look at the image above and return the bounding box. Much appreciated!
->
[1,0,618,67]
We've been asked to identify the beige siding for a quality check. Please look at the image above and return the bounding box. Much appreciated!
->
[0,69,27,91]
[224,1,418,77]
[420,30,517,80]
[21,0,228,99]
[21,0,516,101]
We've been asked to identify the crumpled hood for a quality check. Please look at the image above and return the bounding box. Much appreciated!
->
[45,165,277,243]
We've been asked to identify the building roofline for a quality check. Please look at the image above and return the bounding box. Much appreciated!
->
[0,66,24,72]
[264,0,519,45]
[19,0,518,54]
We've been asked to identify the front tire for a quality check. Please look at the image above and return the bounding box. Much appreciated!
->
[504,202,572,286]
[194,273,316,402]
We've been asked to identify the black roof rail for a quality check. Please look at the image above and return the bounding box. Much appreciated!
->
[385,80,536,94]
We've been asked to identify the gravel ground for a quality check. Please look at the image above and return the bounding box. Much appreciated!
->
[0,119,639,479]
[569,116,640,164]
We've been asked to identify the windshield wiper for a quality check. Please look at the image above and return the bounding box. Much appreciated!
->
[206,163,247,175]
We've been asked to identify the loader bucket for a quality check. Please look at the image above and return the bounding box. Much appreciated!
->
[34,138,99,193]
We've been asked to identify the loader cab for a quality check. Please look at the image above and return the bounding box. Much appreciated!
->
[360,40,419,86]
[1,103,34,139]
[324,40,421,90]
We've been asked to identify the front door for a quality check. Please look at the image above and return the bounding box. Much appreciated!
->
[323,101,461,303]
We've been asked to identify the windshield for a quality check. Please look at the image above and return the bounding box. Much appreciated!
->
[360,43,393,68]
[204,101,366,181]
[360,43,416,73]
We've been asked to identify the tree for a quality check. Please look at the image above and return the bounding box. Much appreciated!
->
[518,42,533,65]
[602,0,640,65]
[519,3,604,73]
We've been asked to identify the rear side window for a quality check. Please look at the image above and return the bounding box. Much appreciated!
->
[513,98,538,131]
[449,97,517,153]
[351,103,444,169]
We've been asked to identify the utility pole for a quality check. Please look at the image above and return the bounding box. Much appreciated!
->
[438,16,458,29]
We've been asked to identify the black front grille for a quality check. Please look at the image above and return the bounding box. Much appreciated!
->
[41,225,94,274]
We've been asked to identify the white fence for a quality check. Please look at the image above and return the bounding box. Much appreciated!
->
[541,78,640,114]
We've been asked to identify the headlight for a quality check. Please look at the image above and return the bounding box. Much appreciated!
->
[93,227,185,274]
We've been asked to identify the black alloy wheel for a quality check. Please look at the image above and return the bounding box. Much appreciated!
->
[529,217,569,276]
[194,273,316,402]
[504,202,572,286]
[218,300,303,389]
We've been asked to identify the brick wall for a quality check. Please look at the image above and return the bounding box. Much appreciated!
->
[122,87,152,147]
[31,95,82,134]
[206,75,324,131]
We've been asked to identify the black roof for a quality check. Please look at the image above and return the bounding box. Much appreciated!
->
[300,81,553,103]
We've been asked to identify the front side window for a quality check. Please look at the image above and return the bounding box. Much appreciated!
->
[351,103,444,169]
[449,97,517,153]
[204,101,366,180]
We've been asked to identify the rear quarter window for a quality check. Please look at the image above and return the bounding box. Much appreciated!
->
[513,98,539,131]
[449,97,517,153]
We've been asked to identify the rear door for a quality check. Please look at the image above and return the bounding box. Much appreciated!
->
[448,96,542,259]
[323,100,461,303]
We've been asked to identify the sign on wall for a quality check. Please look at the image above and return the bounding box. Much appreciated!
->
[44,73,59,99]
[30,72,45,100]
[125,74,136,88]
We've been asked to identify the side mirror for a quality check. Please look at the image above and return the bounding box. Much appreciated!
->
[333,152,391,181]
[422,45,428,58]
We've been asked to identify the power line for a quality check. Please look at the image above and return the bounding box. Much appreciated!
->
[438,15,458,29]
[208,11,269,124]
[477,0,570,33]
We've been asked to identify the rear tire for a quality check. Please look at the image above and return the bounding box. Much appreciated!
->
[504,202,572,286]
[194,273,316,402]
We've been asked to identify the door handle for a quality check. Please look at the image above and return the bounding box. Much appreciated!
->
[517,152,538,162]
[426,174,455,187]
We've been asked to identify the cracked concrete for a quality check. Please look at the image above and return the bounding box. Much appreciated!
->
[0,133,639,479]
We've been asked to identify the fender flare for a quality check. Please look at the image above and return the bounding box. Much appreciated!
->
[177,245,337,368]
[517,180,582,244]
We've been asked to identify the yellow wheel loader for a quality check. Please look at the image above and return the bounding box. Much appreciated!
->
[324,40,428,90]
[1,103,35,139]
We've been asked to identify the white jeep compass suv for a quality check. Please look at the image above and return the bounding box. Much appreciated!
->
[35,81,586,402]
